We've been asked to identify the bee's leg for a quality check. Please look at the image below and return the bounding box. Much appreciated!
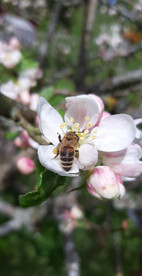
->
[75,149,79,159]
[52,147,59,159]
[57,133,62,142]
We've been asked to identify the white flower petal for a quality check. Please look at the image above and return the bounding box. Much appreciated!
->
[95,114,136,152]
[135,118,142,139]
[121,176,136,182]
[38,145,79,177]
[78,143,98,170]
[65,95,99,130]
[37,97,65,145]
[119,183,126,198]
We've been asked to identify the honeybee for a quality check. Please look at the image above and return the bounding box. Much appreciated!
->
[54,131,80,171]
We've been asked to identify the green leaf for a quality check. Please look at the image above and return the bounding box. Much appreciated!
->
[49,95,65,107]
[19,169,66,207]
[57,108,65,119]
[55,78,75,92]
[39,86,54,101]
[18,58,39,72]
[5,131,19,140]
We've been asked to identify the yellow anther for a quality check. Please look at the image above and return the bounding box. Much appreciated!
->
[74,123,79,129]
[53,147,58,154]
[87,122,92,128]
[77,133,83,138]
[84,130,89,134]
[92,135,97,139]
[94,129,97,134]
[85,116,90,121]
[59,122,67,128]
[70,117,74,123]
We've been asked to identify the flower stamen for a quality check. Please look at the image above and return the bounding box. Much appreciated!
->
[85,116,90,121]
[87,122,92,128]
[74,123,80,131]
[60,122,67,129]
[70,117,74,123]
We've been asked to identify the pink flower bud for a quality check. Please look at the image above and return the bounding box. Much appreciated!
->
[14,130,29,148]
[87,166,125,200]
[16,157,35,175]
[14,137,23,148]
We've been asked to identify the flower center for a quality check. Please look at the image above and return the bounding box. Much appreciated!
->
[59,117,97,145]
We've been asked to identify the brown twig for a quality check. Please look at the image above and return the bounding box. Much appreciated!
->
[0,198,48,236]
[0,93,48,145]
[87,68,142,94]
[76,0,98,90]
[38,0,64,68]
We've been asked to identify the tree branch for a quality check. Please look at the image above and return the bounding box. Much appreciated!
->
[0,93,48,145]
[76,0,98,90]
[38,0,64,68]
[0,198,48,236]
[87,68,142,94]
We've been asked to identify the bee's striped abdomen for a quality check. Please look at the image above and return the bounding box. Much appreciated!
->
[60,147,74,171]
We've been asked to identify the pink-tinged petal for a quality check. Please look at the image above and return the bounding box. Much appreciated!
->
[101,144,142,177]
[65,95,99,130]
[101,111,111,120]
[87,166,125,199]
[95,114,136,152]
[89,94,104,113]
[78,143,98,170]
[110,163,142,177]
[102,144,142,165]
[87,185,101,199]
[37,97,65,145]
[38,145,79,177]
[89,94,104,125]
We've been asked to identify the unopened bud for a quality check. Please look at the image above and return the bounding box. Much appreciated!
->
[16,157,35,175]
[87,166,125,200]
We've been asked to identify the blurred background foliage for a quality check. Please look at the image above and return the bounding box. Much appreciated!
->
[0,0,142,275]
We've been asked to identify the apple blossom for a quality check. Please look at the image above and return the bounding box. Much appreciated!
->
[1,80,39,111]
[37,95,136,177]
[87,166,125,199]
[0,40,22,68]
[1,80,19,100]
[16,157,35,175]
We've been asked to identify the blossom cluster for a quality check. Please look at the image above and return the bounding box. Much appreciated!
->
[1,56,42,175]
[37,94,142,200]
[1,66,42,175]
[1,67,42,110]
[0,37,22,68]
